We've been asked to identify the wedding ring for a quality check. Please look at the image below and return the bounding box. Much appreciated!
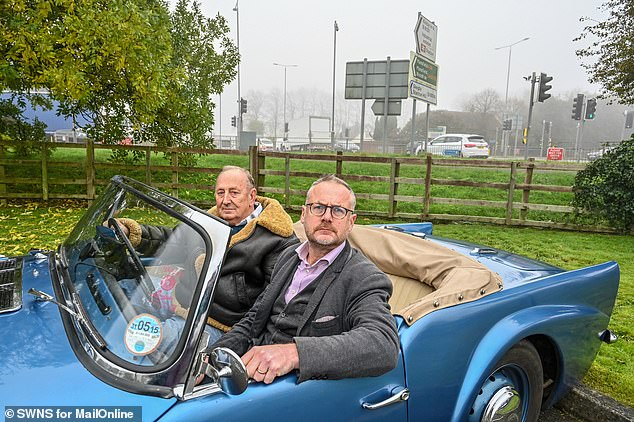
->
[256,368,267,375]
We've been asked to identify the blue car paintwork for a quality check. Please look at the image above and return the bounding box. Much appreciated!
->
[0,253,176,420]
[0,217,620,421]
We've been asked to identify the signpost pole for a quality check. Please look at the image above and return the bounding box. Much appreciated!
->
[411,99,416,153]
[360,58,367,151]
[383,56,391,153]
[424,103,430,152]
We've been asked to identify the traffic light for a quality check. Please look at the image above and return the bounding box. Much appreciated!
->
[502,119,512,130]
[231,116,237,127]
[626,110,634,129]
[240,98,247,114]
[585,98,597,120]
[571,94,584,120]
[538,73,553,102]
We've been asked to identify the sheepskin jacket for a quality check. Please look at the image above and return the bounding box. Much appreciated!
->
[133,196,298,328]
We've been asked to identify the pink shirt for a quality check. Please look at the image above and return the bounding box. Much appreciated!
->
[284,241,347,303]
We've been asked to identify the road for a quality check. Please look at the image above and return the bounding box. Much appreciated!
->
[540,406,583,421]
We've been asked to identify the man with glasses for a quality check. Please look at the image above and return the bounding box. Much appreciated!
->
[211,175,399,384]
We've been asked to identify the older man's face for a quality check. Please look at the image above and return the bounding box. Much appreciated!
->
[301,181,356,249]
[215,170,256,226]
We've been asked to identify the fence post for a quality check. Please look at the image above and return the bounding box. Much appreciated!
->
[388,158,400,217]
[520,158,534,222]
[145,147,152,186]
[335,151,343,177]
[0,143,6,205]
[41,142,49,201]
[506,162,517,224]
[248,146,265,189]
[86,140,95,201]
[423,154,432,217]
[284,154,291,208]
[171,151,179,198]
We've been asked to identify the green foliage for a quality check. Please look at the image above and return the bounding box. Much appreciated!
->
[575,0,634,104]
[142,0,239,149]
[0,0,239,150]
[0,0,174,141]
[573,139,634,231]
[0,98,47,157]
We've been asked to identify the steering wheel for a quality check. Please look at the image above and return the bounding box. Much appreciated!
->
[107,218,155,298]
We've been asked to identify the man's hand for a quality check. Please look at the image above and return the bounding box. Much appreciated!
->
[242,343,299,384]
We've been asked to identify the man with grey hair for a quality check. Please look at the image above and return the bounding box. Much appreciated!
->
[211,174,399,383]
[114,165,298,343]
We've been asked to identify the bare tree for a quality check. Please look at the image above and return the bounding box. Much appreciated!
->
[461,88,503,114]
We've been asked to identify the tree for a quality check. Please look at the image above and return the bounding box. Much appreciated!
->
[1,0,174,142]
[142,0,238,149]
[0,99,46,157]
[461,89,503,114]
[572,138,634,231]
[0,0,238,150]
[576,1,634,104]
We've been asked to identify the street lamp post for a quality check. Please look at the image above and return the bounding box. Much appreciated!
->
[273,63,298,145]
[495,36,529,156]
[331,20,339,147]
[495,37,529,106]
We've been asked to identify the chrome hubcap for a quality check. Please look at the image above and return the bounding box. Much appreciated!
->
[482,386,522,422]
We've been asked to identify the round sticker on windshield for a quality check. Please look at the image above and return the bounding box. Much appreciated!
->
[124,314,163,356]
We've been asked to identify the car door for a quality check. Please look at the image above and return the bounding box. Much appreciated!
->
[164,347,408,421]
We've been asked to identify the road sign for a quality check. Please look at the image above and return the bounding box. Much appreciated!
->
[410,53,438,88]
[408,51,439,104]
[345,59,409,100]
[414,13,437,62]
[409,80,437,104]
[371,99,402,116]
[547,147,564,161]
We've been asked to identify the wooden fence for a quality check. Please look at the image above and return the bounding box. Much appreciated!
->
[0,140,601,232]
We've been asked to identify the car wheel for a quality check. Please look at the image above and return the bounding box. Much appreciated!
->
[468,340,543,422]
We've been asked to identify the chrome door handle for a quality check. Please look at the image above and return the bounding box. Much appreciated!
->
[362,387,410,410]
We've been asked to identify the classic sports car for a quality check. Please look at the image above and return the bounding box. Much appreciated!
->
[0,176,620,422]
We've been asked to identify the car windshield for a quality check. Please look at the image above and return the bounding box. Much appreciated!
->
[60,176,227,368]
[467,136,485,143]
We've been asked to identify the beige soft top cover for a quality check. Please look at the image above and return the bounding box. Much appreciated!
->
[293,222,503,325]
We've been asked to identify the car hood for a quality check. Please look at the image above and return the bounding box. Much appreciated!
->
[0,253,175,420]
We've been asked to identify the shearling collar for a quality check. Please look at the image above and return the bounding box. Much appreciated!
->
[208,195,294,247]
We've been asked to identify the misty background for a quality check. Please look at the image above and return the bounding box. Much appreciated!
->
[191,0,633,150]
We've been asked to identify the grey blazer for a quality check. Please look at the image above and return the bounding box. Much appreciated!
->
[212,241,400,383]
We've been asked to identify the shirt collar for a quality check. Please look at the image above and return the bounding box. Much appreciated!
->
[230,202,262,235]
[294,240,347,267]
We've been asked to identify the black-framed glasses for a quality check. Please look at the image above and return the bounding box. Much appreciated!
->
[305,203,354,220]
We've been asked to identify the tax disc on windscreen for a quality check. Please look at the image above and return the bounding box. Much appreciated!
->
[124,313,163,356]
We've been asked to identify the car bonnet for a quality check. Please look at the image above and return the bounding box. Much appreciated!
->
[0,252,176,418]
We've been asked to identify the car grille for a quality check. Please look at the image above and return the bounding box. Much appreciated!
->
[0,258,22,313]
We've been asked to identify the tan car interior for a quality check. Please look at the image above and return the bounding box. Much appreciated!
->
[292,222,503,325]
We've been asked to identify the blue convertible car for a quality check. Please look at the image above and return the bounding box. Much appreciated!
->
[0,176,620,421]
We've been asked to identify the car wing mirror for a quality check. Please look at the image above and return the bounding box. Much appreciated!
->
[202,347,248,395]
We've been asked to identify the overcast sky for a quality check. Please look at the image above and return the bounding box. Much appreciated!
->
[190,0,606,132]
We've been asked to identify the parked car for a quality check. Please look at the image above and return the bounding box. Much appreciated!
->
[0,176,619,422]
[258,138,275,151]
[587,146,615,161]
[334,142,360,152]
[417,134,490,158]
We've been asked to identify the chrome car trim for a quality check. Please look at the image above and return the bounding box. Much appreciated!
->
[599,329,618,344]
[481,386,521,422]
[362,387,410,410]
[0,257,22,314]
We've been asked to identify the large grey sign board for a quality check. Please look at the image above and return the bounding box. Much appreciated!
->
[345,59,409,100]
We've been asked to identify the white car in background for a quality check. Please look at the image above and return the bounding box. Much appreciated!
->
[416,134,489,158]
[257,138,275,151]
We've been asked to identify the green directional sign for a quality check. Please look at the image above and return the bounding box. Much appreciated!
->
[410,53,438,88]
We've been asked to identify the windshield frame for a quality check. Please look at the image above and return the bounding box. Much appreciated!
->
[53,175,231,397]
